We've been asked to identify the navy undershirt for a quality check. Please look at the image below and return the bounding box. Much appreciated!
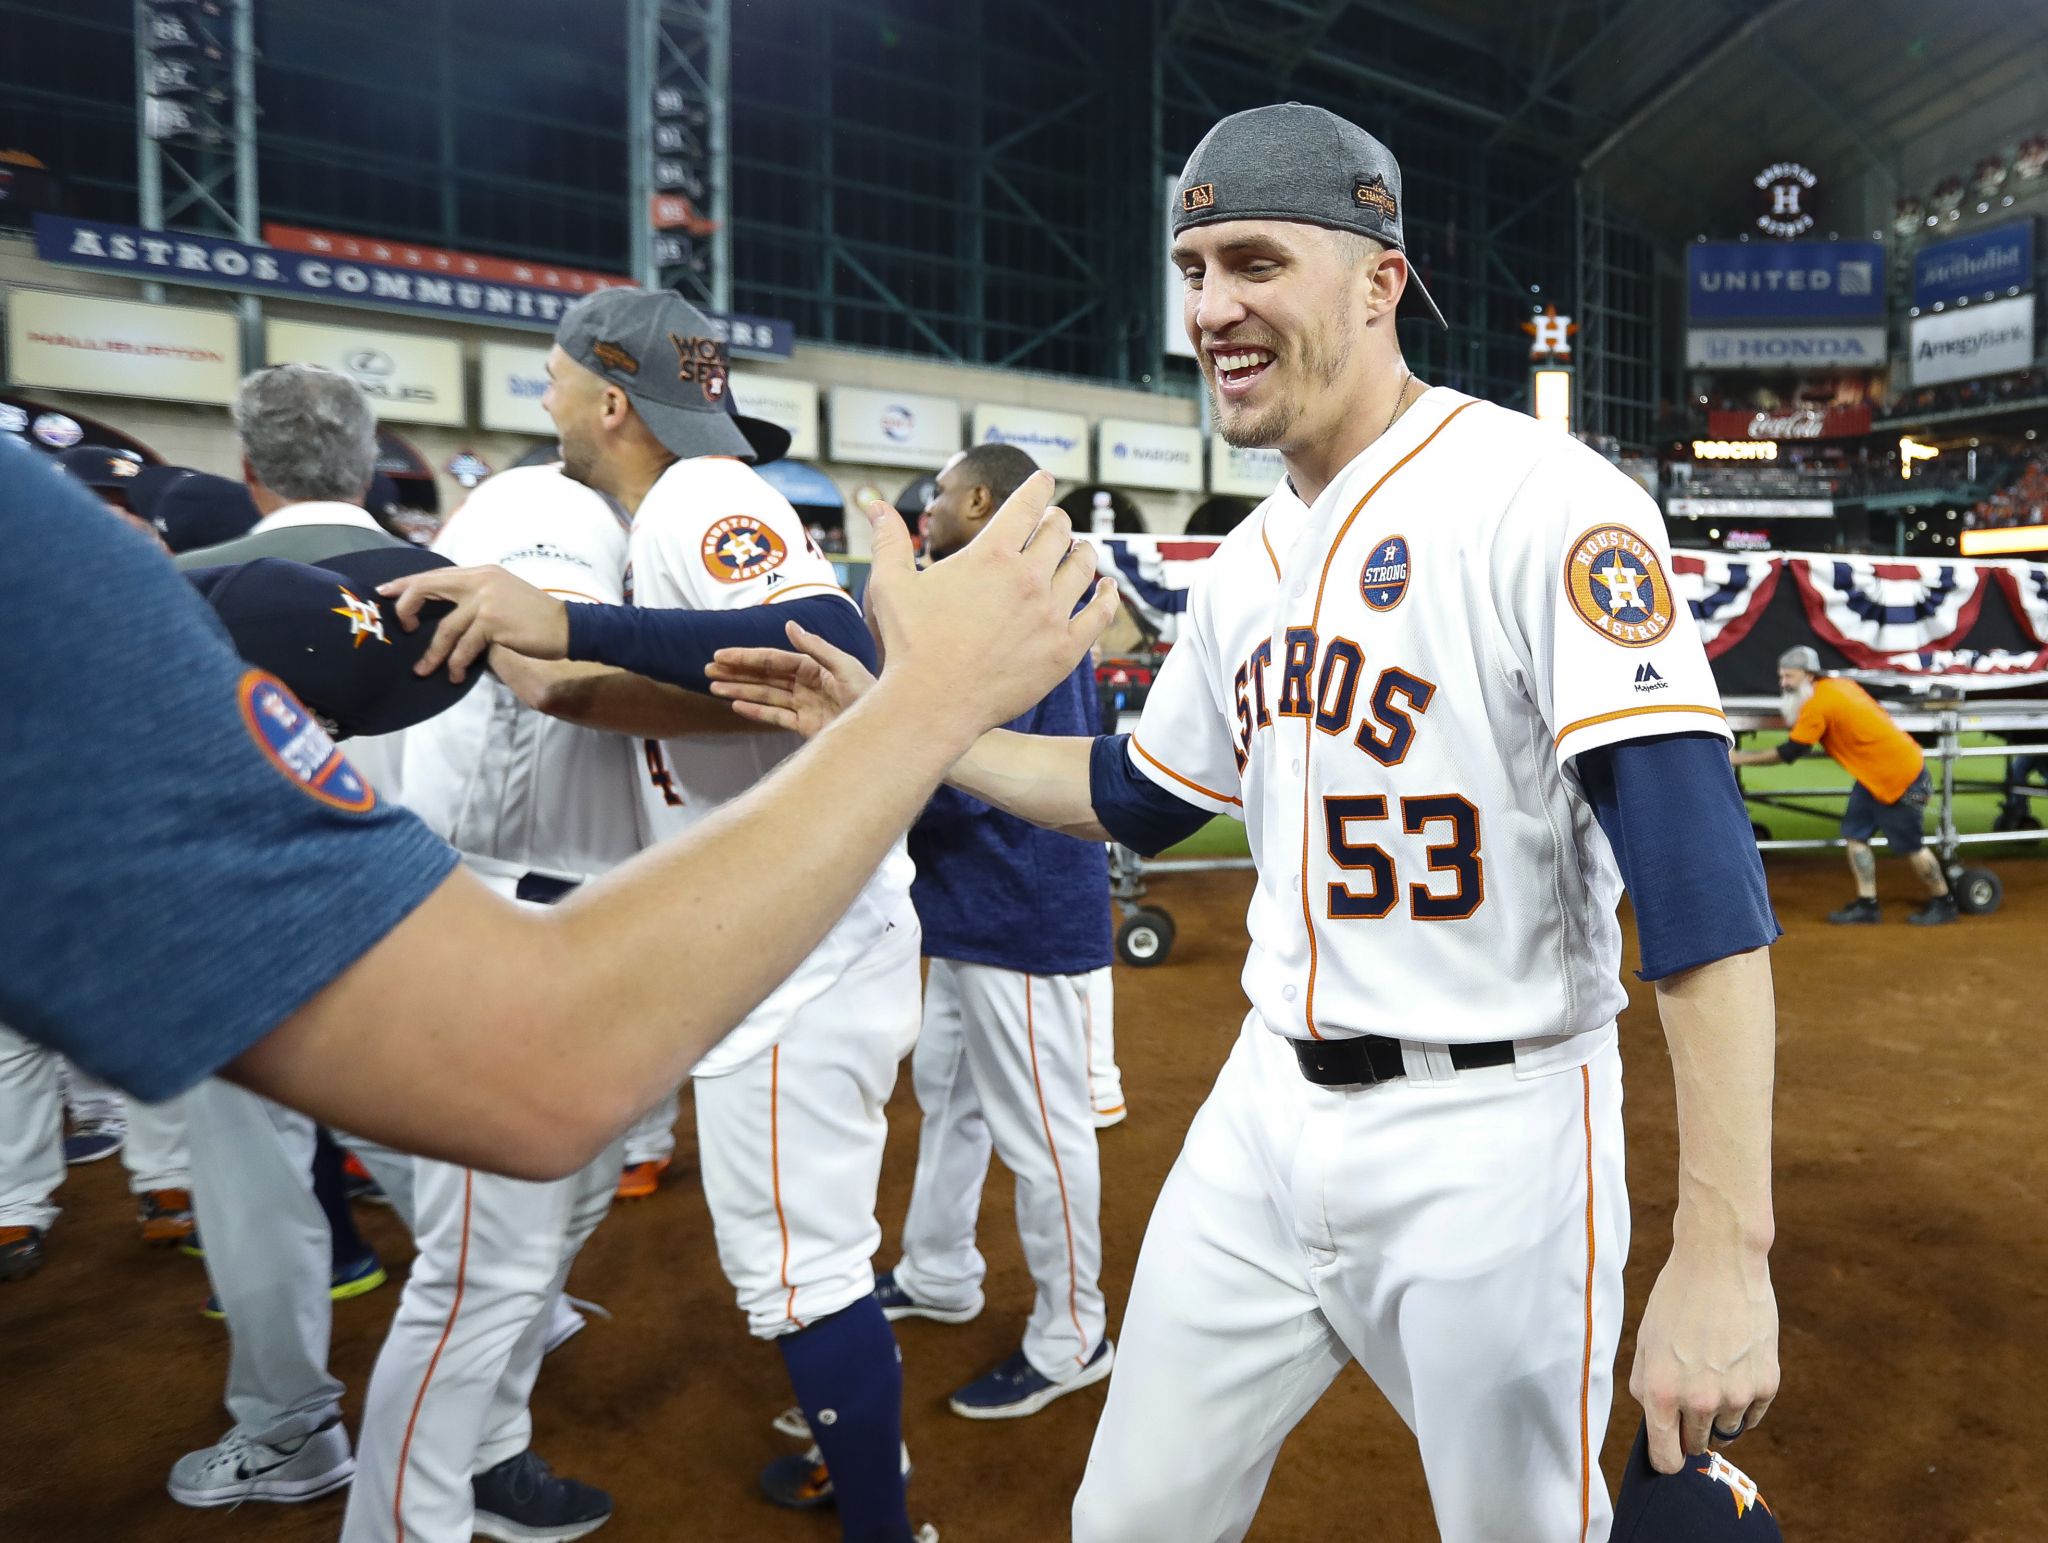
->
[562,593,877,691]
[1089,730,1778,981]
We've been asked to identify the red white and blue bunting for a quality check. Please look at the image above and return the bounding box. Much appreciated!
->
[1670,554,1783,654]
[1788,558,1991,666]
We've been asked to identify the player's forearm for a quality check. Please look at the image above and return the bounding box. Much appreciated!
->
[947,728,1109,840]
[1653,945,1776,1255]
[490,649,763,738]
[237,674,977,1179]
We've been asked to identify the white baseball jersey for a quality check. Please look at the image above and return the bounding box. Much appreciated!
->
[627,455,915,1078]
[1129,387,1728,1067]
[400,464,642,880]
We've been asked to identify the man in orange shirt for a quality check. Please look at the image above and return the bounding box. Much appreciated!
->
[1730,647,1957,925]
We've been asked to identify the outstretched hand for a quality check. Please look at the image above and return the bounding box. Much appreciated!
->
[376,564,570,684]
[707,621,875,738]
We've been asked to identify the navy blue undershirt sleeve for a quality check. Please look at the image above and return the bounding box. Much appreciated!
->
[1089,733,1215,857]
[562,593,876,692]
[1575,732,1781,981]
[0,451,459,1101]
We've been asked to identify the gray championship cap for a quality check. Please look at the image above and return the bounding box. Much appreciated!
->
[555,289,791,465]
[1171,102,1447,329]
[1778,645,1823,674]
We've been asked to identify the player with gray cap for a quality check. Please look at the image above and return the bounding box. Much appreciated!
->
[705,100,1781,1542]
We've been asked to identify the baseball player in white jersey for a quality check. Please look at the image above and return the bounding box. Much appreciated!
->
[340,462,642,1543]
[378,287,935,1543]
[706,104,1781,1543]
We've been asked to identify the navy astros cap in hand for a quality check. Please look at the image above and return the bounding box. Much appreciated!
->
[1611,1420,1782,1541]
[186,547,477,739]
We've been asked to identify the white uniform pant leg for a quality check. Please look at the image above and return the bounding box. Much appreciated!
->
[342,1141,616,1543]
[694,923,921,1337]
[60,1059,122,1124]
[184,1078,340,1444]
[621,1092,680,1167]
[0,1023,64,1232]
[955,964,1105,1378]
[346,1137,419,1234]
[1083,966,1125,1121]
[891,957,994,1313]
[474,1137,625,1472]
[1073,1019,1346,1543]
[120,1092,190,1194]
[1314,1037,1630,1543]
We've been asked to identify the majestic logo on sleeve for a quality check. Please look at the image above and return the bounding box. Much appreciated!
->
[1359,534,1410,611]
[330,586,390,648]
[1565,524,1675,647]
[235,671,377,813]
[700,514,788,583]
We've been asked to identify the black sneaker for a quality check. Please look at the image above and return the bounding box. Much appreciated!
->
[1909,893,1959,927]
[472,1449,612,1542]
[1827,897,1881,925]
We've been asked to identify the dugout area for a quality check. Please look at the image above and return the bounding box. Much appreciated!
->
[4,858,2044,1541]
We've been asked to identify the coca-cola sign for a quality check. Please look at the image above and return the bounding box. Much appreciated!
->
[1707,404,1873,441]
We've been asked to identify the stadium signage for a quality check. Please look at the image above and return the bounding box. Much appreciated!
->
[730,372,819,460]
[970,403,1089,480]
[1668,496,1834,518]
[1705,405,1873,440]
[1210,438,1284,497]
[478,341,554,436]
[1912,220,2035,309]
[1098,418,1203,492]
[1686,240,1884,323]
[1753,161,1819,238]
[32,214,795,357]
[1908,294,2037,386]
[828,386,961,469]
[265,318,465,427]
[1685,326,1888,369]
[4,287,239,404]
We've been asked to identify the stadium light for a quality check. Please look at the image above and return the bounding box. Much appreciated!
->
[1532,368,1572,433]
[1962,526,2048,556]
[1900,437,1940,479]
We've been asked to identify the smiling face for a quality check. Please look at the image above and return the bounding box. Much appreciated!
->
[1172,220,1404,456]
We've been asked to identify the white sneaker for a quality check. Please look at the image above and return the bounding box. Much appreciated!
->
[167,1420,354,1506]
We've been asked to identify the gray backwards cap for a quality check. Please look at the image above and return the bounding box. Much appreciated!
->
[1778,645,1823,674]
[1172,102,1447,330]
[555,289,791,465]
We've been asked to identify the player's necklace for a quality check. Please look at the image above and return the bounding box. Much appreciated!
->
[1379,371,1414,444]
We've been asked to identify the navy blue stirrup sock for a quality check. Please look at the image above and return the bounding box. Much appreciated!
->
[776,1295,912,1543]
[309,1126,370,1268]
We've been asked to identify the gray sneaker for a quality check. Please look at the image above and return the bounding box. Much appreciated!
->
[167,1420,354,1507]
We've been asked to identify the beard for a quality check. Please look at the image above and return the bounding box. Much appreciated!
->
[1213,320,1354,449]
[1779,682,1814,723]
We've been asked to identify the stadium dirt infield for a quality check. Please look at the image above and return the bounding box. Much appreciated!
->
[4,855,2045,1542]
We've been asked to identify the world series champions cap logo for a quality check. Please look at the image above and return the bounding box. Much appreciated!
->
[670,333,728,405]
[1564,524,1675,647]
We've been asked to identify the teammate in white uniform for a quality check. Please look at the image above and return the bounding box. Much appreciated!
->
[376,288,935,1543]
[707,105,1781,1543]
[341,463,643,1543]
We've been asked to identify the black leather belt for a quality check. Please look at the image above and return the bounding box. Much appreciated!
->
[515,872,581,906]
[1292,1035,1515,1087]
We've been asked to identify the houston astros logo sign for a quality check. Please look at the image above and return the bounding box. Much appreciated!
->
[701,514,788,584]
[1564,524,1674,647]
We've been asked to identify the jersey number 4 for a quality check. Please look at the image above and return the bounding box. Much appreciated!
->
[1323,794,1483,920]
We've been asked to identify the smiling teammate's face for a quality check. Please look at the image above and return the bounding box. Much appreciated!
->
[1173,221,1396,457]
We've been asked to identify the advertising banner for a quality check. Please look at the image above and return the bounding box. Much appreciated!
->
[1685,327,1887,369]
[969,403,1089,480]
[730,370,819,461]
[1913,221,2034,309]
[478,341,553,436]
[1908,294,2036,386]
[263,224,629,298]
[35,214,795,356]
[1209,437,1284,496]
[1098,417,1203,492]
[1686,240,1885,323]
[4,288,239,404]
[1667,496,1834,518]
[266,318,466,426]
[827,386,961,469]
[1705,404,1873,440]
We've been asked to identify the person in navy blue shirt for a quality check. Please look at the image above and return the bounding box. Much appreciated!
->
[0,436,1115,1181]
[869,444,1120,1420]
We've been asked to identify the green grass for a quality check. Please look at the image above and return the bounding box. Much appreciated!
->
[1159,733,2039,861]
